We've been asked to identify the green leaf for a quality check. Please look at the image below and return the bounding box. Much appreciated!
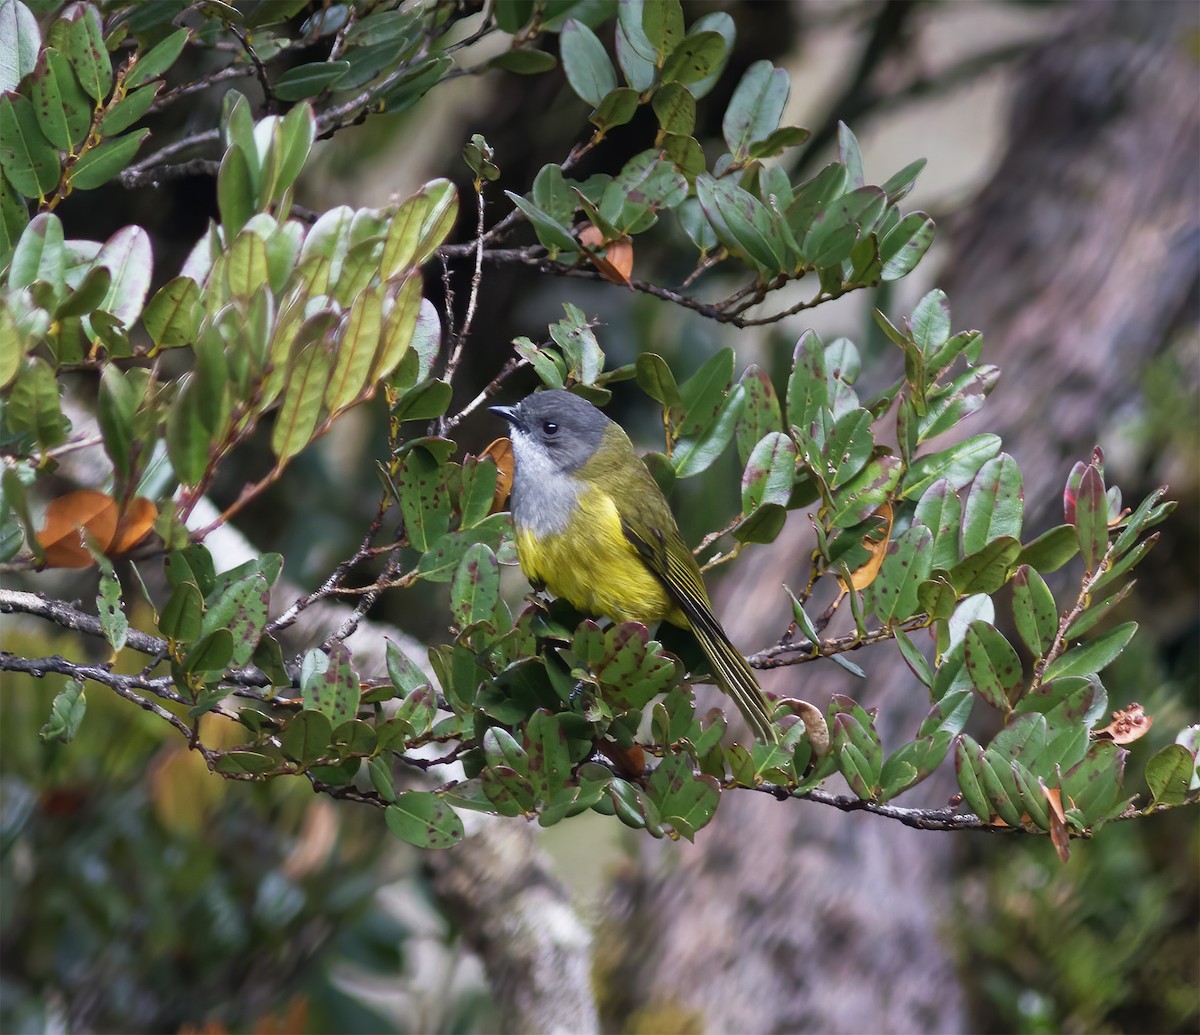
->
[325,286,382,411]
[217,143,255,237]
[640,0,684,60]
[635,352,683,413]
[0,92,61,197]
[837,121,864,188]
[300,643,360,726]
[70,128,149,191]
[832,711,882,800]
[397,447,450,551]
[909,288,950,355]
[652,81,695,135]
[29,48,78,150]
[879,211,935,281]
[678,11,734,99]
[67,7,112,101]
[1016,524,1078,573]
[95,554,127,650]
[274,59,350,101]
[672,383,744,478]
[505,191,577,255]
[280,708,334,764]
[740,431,795,512]
[96,363,142,478]
[93,224,152,330]
[1062,741,1126,826]
[0,0,39,94]
[913,478,962,572]
[589,86,639,131]
[490,47,557,74]
[803,186,886,268]
[866,523,933,624]
[944,535,1021,597]
[142,275,200,349]
[695,172,788,273]
[10,210,63,294]
[1041,621,1137,682]
[40,679,85,743]
[722,59,788,162]
[200,574,269,667]
[733,365,782,465]
[386,792,464,849]
[368,756,397,801]
[185,628,233,675]
[961,453,1023,555]
[271,340,333,463]
[1145,743,1196,807]
[827,454,902,528]
[226,228,268,301]
[964,621,1022,712]
[900,433,1001,500]
[385,638,429,697]
[646,753,720,841]
[160,580,203,642]
[659,30,725,87]
[560,18,616,106]
[125,27,189,89]
[918,365,998,444]
[272,102,315,200]
[1011,565,1058,658]
[747,125,810,160]
[6,356,69,451]
[451,542,500,630]
[165,374,210,484]
[97,81,160,136]
[677,346,734,436]
[820,407,874,489]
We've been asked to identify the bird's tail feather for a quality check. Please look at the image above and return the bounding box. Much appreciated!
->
[691,620,777,744]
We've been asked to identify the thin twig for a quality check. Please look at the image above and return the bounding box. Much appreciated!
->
[229,23,274,109]
[439,184,488,433]
[441,354,531,433]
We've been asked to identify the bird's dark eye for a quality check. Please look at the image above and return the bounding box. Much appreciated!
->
[542,421,558,436]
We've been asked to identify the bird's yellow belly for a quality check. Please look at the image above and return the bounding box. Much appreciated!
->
[513,488,683,626]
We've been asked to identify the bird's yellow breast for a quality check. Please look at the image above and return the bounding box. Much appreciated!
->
[513,486,684,626]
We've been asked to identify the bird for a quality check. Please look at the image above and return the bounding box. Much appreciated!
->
[490,389,777,743]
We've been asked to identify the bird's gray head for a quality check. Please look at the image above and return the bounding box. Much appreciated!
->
[489,390,610,475]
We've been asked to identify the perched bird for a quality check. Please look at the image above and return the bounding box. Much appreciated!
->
[491,389,777,743]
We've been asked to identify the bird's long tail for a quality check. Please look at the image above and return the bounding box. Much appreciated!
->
[689,610,778,744]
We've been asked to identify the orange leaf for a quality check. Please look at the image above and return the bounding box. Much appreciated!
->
[844,503,894,591]
[111,496,158,554]
[579,222,634,287]
[36,490,118,567]
[1093,702,1153,744]
[598,739,646,779]
[481,436,514,513]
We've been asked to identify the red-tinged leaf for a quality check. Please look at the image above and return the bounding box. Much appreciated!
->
[1075,463,1108,572]
[1092,702,1153,745]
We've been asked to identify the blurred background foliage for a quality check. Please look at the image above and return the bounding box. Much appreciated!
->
[1,0,1197,1032]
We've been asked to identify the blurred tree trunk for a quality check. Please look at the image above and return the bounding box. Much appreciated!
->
[597,4,1198,1033]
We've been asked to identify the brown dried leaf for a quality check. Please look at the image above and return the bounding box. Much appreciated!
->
[481,436,514,513]
[36,490,119,567]
[844,503,894,590]
[598,739,646,779]
[579,222,634,287]
[111,496,158,554]
[1093,702,1153,744]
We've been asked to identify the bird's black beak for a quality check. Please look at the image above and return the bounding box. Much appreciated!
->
[489,404,522,430]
